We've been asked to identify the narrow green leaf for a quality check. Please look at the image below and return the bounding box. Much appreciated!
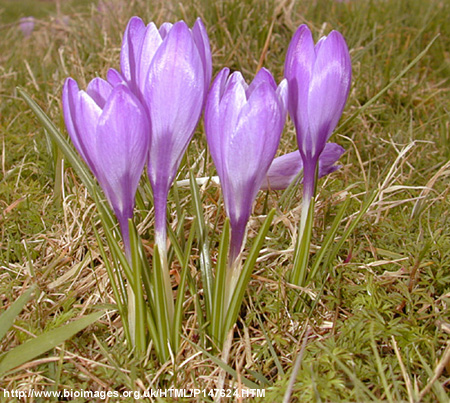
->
[0,311,104,375]
[152,246,170,361]
[211,218,230,344]
[129,219,146,353]
[189,169,213,320]
[0,285,37,342]
[223,209,276,342]
[291,198,315,286]
[17,87,96,195]
[307,195,351,283]
[92,225,131,345]
[173,220,196,353]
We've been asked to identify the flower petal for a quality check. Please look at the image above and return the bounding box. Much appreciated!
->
[284,25,315,153]
[260,142,345,190]
[95,84,149,218]
[204,68,230,179]
[192,18,212,97]
[120,16,146,85]
[307,30,351,156]
[145,21,205,186]
[86,77,113,109]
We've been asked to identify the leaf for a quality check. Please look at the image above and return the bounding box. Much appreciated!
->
[0,285,37,342]
[0,311,104,375]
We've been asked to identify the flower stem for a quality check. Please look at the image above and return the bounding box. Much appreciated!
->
[291,157,318,287]
[154,195,175,329]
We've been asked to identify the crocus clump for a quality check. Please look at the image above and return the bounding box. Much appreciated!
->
[62,77,149,257]
[118,17,212,253]
[205,67,287,264]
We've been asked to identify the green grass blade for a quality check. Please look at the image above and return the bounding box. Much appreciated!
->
[189,169,213,321]
[255,311,285,377]
[278,170,302,213]
[211,218,230,345]
[223,209,276,342]
[336,34,439,135]
[322,189,378,271]
[17,87,96,195]
[152,246,170,361]
[307,195,351,283]
[0,311,104,375]
[291,199,315,287]
[128,219,146,353]
[173,220,196,353]
[0,284,37,342]
[370,329,394,403]
[183,336,262,390]
[92,225,130,344]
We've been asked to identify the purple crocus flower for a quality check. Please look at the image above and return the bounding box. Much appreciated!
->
[119,17,212,253]
[261,143,345,190]
[20,17,35,37]
[284,24,351,203]
[205,68,287,263]
[63,77,149,257]
[285,24,351,285]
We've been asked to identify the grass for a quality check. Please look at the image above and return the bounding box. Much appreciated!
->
[1,0,449,401]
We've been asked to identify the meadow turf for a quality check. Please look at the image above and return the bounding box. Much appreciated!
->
[0,0,449,401]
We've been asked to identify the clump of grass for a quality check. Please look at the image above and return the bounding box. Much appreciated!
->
[1,0,449,401]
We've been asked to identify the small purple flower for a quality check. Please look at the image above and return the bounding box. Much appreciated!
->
[261,143,345,190]
[284,24,351,201]
[205,68,287,262]
[63,77,149,257]
[20,17,35,37]
[119,17,212,252]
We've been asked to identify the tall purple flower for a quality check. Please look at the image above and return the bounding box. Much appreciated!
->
[205,68,287,263]
[284,24,351,203]
[284,24,351,285]
[63,77,149,257]
[119,17,212,253]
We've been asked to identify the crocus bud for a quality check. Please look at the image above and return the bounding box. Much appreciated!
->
[120,16,212,251]
[205,67,287,262]
[284,24,351,200]
[261,143,345,190]
[62,77,149,256]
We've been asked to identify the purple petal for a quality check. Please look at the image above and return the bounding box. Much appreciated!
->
[307,30,351,156]
[246,67,277,98]
[260,143,345,190]
[204,68,230,179]
[284,25,315,153]
[192,18,212,98]
[206,72,285,260]
[95,84,149,221]
[86,77,113,109]
[317,142,345,176]
[145,21,205,187]
[159,22,173,39]
[73,90,102,175]
[62,78,82,159]
[107,68,125,86]
[137,22,163,90]
[120,16,146,85]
